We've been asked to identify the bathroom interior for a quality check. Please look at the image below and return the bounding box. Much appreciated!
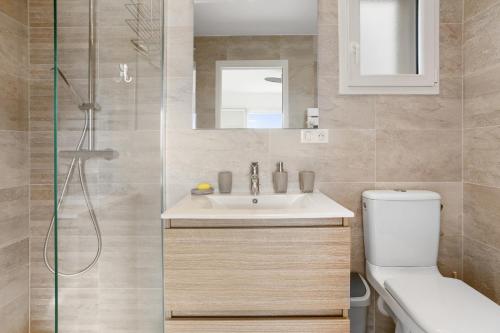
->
[1,0,500,332]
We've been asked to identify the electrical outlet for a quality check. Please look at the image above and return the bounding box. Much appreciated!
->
[301,129,329,143]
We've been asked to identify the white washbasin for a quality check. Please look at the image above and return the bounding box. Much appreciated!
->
[162,191,354,220]
[207,193,308,210]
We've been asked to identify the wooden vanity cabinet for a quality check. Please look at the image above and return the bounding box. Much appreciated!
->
[164,220,350,333]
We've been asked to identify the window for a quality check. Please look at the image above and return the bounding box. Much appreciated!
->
[339,0,439,94]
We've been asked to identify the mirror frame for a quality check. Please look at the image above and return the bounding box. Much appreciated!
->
[338,0,440,95]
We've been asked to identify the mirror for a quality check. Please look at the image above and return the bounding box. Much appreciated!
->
[193,0,318,129]
[339,0,439,95]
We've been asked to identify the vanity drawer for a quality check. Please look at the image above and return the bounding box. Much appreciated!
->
[166,318,349,333]
[165,227,350,316]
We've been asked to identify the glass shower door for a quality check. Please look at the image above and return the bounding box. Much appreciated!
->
[44,0,165,332]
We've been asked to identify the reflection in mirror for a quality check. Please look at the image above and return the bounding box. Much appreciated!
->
[193,0,318,129]
[360,0,419,76]
[217,61,287,129]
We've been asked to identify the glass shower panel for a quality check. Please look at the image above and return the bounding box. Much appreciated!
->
[47,0,164,332]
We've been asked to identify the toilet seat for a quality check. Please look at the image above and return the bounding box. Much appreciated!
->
[366,263,500,333]
[386,275,500,333]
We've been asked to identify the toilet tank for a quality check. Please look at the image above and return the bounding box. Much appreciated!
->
[362,190,441,267]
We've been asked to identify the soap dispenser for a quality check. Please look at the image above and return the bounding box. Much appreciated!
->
[273,161,288,193]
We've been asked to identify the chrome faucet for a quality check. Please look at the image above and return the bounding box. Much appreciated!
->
[250,162,260,196]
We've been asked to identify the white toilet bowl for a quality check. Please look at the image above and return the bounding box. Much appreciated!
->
[362,190,500,333]
[366,263,500,333]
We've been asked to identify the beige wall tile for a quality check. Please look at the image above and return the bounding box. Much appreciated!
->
[0,131,29,188]
[376,130,462,182]
[464,0,500,22]
[167,129,271,191]
[0,239,29,275]
[440,24,462,78]
[464,183,500,250]
[269,129,375,183]
[318,76,375,129]
[92,130,162,184]
[464,126,500,187]
[29,288,55,332]
[1,1,29,330]
[0,259,28,309]
[318,0,338,25]
[97,183,161,237]
[28,0,53,28]
[464,64,500,99]
[0,294,29,333]
[464,68,500,128]
[166,26,194,78]
[375,78,462,130]
[441,0,464,24]
[98,236,163,289]
[98,288,163,332]
[166,77,194,129]
[317,24,338,78]
[463,2,500,128]
[166,0,193,28]
[464,3,500,75]
[0,12,29,77]
[0,186,29,248]
[55,288,99,332]
[29,185,53,237]
[29,131,53,185]
[0,0,28,24]
[463,237,500,303]
[0,74,28,131]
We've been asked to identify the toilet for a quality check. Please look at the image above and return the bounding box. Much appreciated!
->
[362,190,500,333]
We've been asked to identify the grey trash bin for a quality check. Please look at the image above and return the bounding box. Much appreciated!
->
[350,272,371,333]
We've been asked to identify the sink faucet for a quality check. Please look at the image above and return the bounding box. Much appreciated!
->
[250,162,260,196]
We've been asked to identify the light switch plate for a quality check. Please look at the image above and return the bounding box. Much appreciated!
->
[301,129,329,143]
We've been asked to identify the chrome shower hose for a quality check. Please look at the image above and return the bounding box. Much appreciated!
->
[43,111,103,277]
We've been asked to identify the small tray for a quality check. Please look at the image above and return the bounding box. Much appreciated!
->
[191,188,214,195]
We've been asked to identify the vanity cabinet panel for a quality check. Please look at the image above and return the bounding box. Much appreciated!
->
[166,318,349,333]
[165,227,350,316]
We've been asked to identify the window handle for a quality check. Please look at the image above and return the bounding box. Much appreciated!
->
[351,42,360,65]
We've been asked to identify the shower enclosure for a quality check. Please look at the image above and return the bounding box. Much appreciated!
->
[31,0,165,331]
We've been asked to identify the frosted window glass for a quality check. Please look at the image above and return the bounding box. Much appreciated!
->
[360,0,418,75]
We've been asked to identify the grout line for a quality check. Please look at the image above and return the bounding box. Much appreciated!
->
[463,124,500,130]
[463,181,500,189]
[27,0,32,327]
[460,0,465,280]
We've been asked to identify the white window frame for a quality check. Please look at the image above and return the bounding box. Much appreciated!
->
[339,0,439,95]
[215,60,289,128]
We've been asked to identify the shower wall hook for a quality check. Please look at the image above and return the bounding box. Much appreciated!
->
[118,63,133,83]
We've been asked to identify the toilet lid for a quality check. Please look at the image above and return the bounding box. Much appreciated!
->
[385,276,500,333]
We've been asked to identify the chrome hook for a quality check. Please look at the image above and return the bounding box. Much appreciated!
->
[119,63,133,83]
